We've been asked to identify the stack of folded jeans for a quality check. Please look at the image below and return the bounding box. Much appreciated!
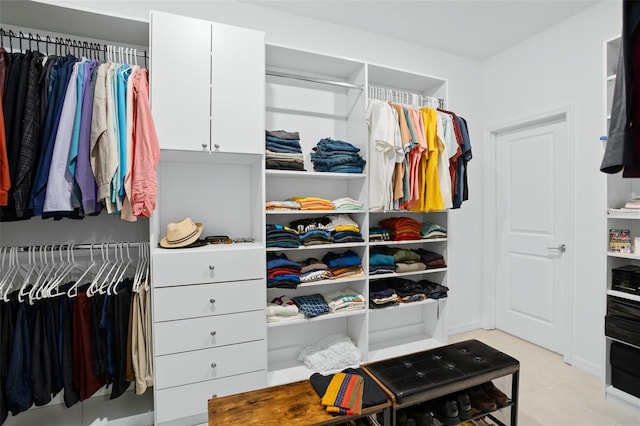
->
[310,138,366,173]
[266,130,305,171]
[267,253,301,288]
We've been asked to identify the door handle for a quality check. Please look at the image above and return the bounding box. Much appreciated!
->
[546,244,566,253]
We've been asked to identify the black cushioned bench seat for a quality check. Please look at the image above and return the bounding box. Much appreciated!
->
[363,339,520,405]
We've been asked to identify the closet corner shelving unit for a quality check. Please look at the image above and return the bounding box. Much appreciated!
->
[603,35,640,411]
[264,43,452,387]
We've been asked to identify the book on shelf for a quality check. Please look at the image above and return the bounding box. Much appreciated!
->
[609,228,632,254]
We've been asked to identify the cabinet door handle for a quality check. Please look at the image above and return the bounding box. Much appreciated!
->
[209,265,215,271]
[212,394,218,398]
[211,362,217,368]
[213,143,220,151]
[210,330,217,336]
[210,298,216,304]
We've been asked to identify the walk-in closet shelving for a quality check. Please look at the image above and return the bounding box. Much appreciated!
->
[264,44,369,387]
[603,34,640,411]
[1,2,155,425]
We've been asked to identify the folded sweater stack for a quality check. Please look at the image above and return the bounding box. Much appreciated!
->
[323,288,366,313]
[267,253,301,288]
[291,196,334,210]
[322,250,364,279]
[378,217,422,241]
[266,295,304,323]
[266,224,300,248]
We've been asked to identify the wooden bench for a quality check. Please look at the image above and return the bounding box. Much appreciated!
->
[208,377,391,425]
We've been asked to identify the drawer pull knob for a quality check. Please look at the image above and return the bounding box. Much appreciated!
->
[210,330,217,336]
[211,362,217,368]
[201,143,208,149]
[210,298,216,304]
[212,394,218,398]
[209,265,215,271]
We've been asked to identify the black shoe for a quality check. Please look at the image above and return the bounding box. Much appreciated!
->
[407,405,435,426]
[430,398,459,426]
[457,392,472,420]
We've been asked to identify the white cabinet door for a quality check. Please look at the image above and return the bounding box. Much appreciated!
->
[151,12,211,151]
[211,23,264,154]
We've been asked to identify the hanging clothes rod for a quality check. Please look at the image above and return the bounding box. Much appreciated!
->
[0,27,148,63]
[266,70,363,90]
[4,242,149,252]
[368,84,445,109]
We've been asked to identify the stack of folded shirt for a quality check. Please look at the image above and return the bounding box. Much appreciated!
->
[290,217,334,246]
[369,280,399,308]
[369,247,396,275]
[369,227,390,242]
[266,295,304,323]
[267,253,301,288]
[265,200,301,211]
[291,196,334,210]
[421,222,447,239]
[332,197,364,211]
[378,217,422,241]
[323,288,366,313]
[266,224,300,248]
[322,250,364,279]
[299,258,332,283]
[419,280,450,299]
[415,248,447,269]
[310,137,366,173]
[265,130,305,171]
[387,277,427,303]
[292,293,331,318]
[328,214,364,243]
[385,247,426,273]
[320,372,364,415]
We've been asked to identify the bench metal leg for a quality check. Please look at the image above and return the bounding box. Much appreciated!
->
[511,370,519,426]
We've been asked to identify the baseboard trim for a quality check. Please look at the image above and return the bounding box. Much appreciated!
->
[448,320,483,337]
[570,355,602,378]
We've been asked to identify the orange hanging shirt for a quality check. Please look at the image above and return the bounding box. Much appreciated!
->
[0,99,10,206]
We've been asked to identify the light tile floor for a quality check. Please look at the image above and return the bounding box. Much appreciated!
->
[449,329,640,426]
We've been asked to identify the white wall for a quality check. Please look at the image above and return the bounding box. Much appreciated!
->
[482,0,621,376]
[34,0,486,334]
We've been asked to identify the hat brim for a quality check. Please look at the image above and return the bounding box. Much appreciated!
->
[160,222,204,248]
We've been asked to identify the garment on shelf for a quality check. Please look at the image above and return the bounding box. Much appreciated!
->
[378,216,422,240]
[310,367,388,409]
[320,372,364,415]
[297,332,362,371]
[291,196,334,210]
[265,200,301,210]
[266,252,301,288]
[289,217,333,233]
[266,224,300,248]
[369,227,390,242]
[418,280,449,299]
[323,288,365,313]
[415,248,447,269]
[266,295,303,323]
[332,197,364,211]
[421,222,447,239]
[265,129,304,171]
[367,99,472,212]
[310,137,366,173]
[0,51,159,222]
[322,250,364,278]
[369,281,399,308]
[291,293,330,318]
[299,258,331,283]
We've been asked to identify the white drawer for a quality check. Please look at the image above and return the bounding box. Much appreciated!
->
[153,246,264,287]
[155,340,266,389]
[153,279,265,322]
[154,310,265,355]
[155,370,266,425]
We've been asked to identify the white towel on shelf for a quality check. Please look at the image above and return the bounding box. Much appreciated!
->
[297,333,362,372]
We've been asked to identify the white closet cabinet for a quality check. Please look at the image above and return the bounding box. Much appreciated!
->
[150,11,265,154]
[150,12,267,425]
[602,36,640,410]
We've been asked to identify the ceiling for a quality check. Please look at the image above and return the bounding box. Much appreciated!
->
[244,0,599,60]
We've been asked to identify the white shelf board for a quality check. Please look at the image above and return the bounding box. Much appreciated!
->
[266,44,364,80]
[369,268,448,280]
[607,211,640,219]
[607,289,640,303]
[607,252,640,260]
[369,298,439,312]
[266,209,365,215]
[267,275,366,290]
[605,385,640,410]
[267,309,366,328]
[266,170,366,180]
[267,360,360,387]
[266,242,365,252]
[368,336,444,362]
[153,242,263,256]
[369,238,447,246]
[367,64,445,94]
[605,335,640,351]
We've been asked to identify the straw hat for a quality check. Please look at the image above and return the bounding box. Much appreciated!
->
[160,218,203,248]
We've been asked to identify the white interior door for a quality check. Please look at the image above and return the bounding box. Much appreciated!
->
[495,117,569,355]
